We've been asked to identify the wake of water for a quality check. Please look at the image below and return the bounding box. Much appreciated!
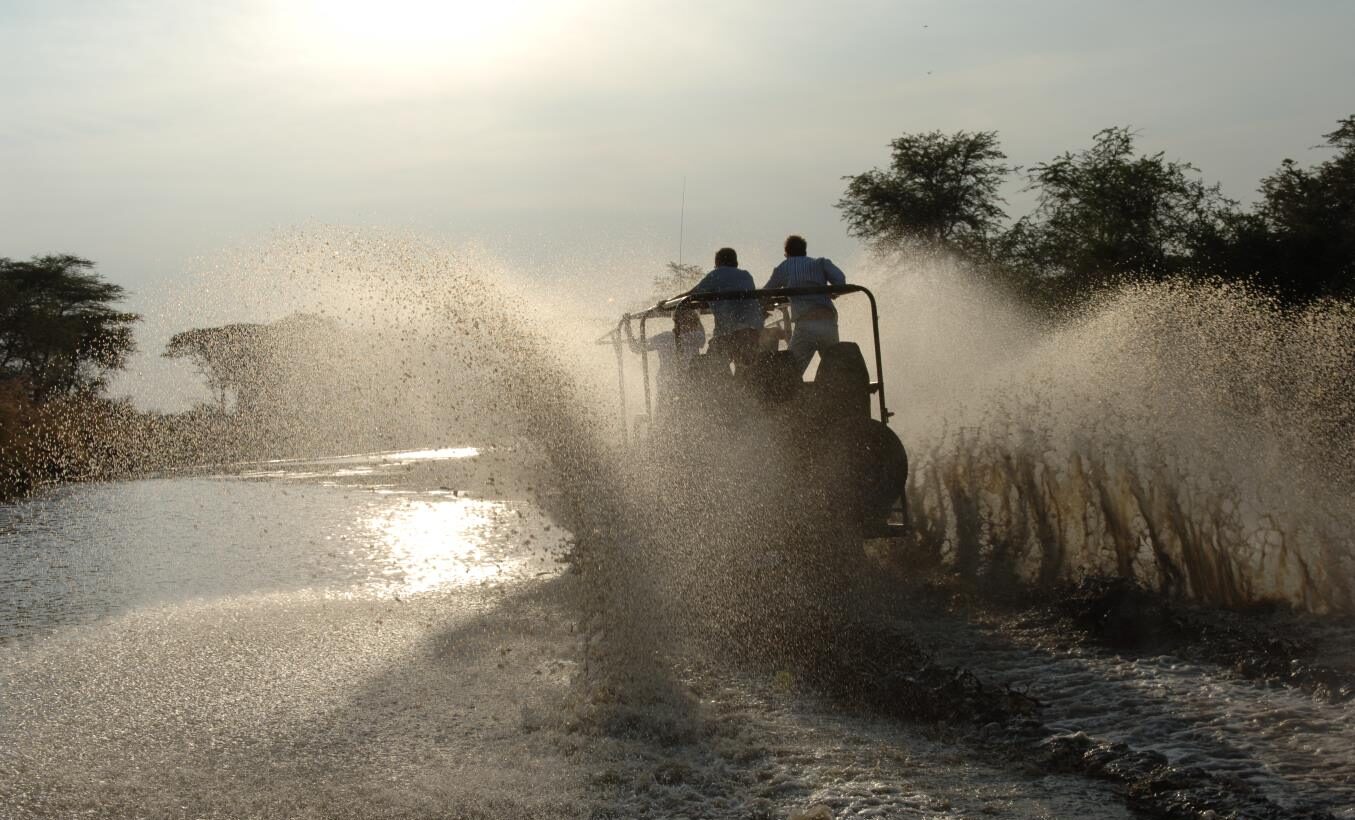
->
[866,262,1355,612]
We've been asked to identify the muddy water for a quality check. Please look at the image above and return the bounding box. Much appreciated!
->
[1,447,1350,818]
[910,604,1355,816]
[0,449,581,817]
[0,447,555,641]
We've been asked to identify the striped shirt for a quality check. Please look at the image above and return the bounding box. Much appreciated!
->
[765,256,846,320]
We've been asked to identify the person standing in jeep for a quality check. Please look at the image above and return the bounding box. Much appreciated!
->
[764,235,847,375]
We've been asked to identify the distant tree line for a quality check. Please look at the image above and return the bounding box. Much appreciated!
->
[838,116,1355,308]
[5,117,1351,497]
[1,255,142,498]
[0,257,361,499]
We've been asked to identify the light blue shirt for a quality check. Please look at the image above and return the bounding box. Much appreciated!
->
[765,256,846,321]
[690,266,762,337]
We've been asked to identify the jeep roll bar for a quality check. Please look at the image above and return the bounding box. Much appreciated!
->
[596,284,892,440]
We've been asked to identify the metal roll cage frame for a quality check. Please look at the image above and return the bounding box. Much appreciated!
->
[597,284,891,440]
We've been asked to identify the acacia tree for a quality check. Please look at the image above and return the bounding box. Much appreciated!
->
[163,323,267,411]
[164,313,345,416]
[996,127,1232,303]
[0,255,139,399]
[838,130,1011,254]
[651,261,704,302]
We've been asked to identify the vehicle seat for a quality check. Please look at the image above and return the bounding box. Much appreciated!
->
[745,349,800,406]
[685,351,739,415]
[688,350,734,384]
[813,342,871,419]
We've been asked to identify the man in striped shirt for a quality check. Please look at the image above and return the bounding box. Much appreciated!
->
[764,235,847,375]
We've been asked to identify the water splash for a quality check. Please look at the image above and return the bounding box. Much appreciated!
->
[867,257,1355,612]
[116,233,1355,617]
[30,229,1355,619]
[10,231,1355,817]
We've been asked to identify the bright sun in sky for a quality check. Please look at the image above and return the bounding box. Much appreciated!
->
[272,0,547,78]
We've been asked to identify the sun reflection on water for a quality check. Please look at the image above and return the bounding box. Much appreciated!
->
[384,447,480,461]
[368,496,509,594]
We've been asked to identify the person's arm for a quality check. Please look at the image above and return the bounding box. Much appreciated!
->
[648,330,674,354]
[821,258,846,286]
[688,270,716,295]
[764,263,787,289]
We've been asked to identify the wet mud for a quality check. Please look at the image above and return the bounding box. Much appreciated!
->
[1032,731,1336,819]
[764,585,1348,818]
[862,571,1355,817]
[580,544,1355,819]
[563,419,1355,818]
[1050,576,1355,702]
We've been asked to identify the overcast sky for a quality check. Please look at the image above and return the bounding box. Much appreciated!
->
[3,0,1354,313]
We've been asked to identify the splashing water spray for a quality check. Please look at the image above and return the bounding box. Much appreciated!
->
[863,254,1355,612]
[9,228,1355,818]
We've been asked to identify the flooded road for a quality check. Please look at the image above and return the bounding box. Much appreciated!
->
[0,447,557,641]
[1,448,1351,818]
[0,448,586,817]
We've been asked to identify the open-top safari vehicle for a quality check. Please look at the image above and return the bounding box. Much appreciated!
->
[598,284,909,539]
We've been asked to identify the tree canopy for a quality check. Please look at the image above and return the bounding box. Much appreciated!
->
[163,323,269,411]
[999,127,1232,302]
[1252,117,1355,299]
[652,261,704,303]
[841,117,1355,308]
[0,255,140,398]
[838,130,1010,253]
[163,313,343,415]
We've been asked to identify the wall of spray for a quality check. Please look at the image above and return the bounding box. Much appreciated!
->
[123,231,1355,619]
[855,254,1355,612]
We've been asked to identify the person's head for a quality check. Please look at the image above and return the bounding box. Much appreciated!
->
[784,235,808,258]
[673,306,700,333]
[714,247,738,268]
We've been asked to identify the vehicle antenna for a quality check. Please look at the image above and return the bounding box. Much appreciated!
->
[678,175,686,266]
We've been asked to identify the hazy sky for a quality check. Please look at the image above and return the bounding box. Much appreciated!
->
[3,0,1354,308]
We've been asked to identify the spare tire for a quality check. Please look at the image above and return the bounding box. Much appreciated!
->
[835,416,908,528]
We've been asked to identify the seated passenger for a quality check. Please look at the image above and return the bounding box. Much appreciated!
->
[688,247,763,366]
[629,305,706,419]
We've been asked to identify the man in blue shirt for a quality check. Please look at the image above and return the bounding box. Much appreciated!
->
[689,247,763,365]
[764,235,846,375]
